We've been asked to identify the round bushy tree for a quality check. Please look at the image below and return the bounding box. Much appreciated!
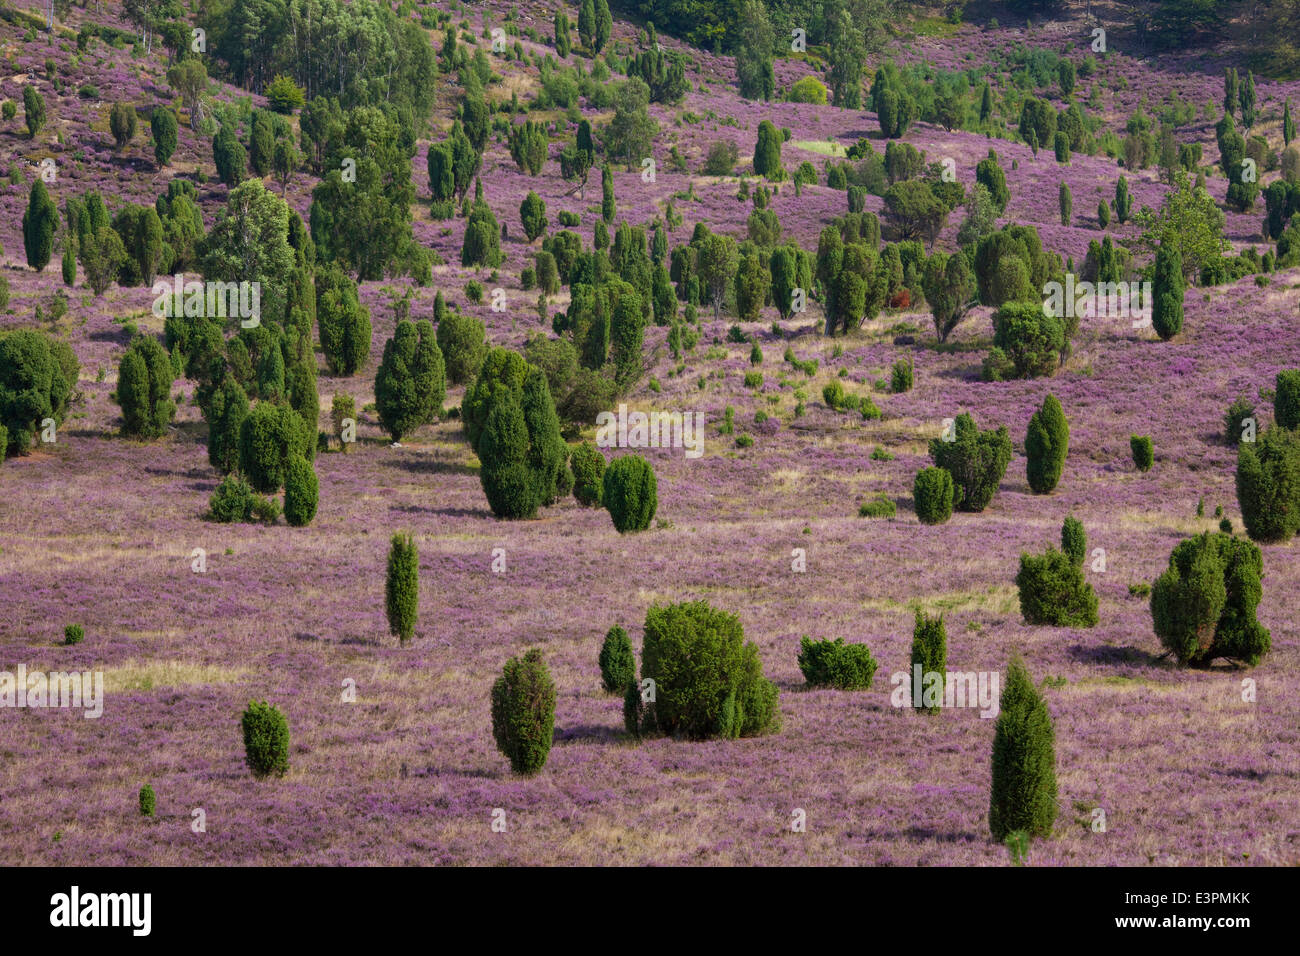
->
[1151,531,1271,666]
[115,336,176,439]
[0,329,74,457]
[1016,547,1098,627]
[640,600,780,740]
[992,303,1065,379]
[1235,425,1300,542]
[913,466,954,524]
[241,700,290,778]
[479,393,539,519]
[316,265,372,376]
[238,400,312,493]
[989,656,1057,841]
[910,611,947,714]
[1025,393,1069,493]
[570,440,605,506]
[603,454,657,532]
[109,102,137,149]
[374,319,445,441]
[212,125,247,187]
[520,191,548,242]
[385,532,419,643]
[283,455,318,526]
[753,120,783,179]
[436,309,486,385]
[1276,368,1300,430]
[1061,516,1086,566]
[490,648,557,775]
[1224,396,1256,447]
[599,625,635,693]
[1151,242,1184,340]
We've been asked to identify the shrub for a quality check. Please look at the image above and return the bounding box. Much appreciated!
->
[331,392,356,452]
[570,440,605,506]
[265,74,306,113]
[913,466,954,524]
[209,473,260,522]
[205,378,249,472]
[603,454,657,532]
[1016,547,1099,627]
[385,532,419,644]
[490,648,557,775]
[1130,435,1153,472]
[138,783,156,817]
[743,370,763,388]
[702,139,739,175]
[1025,393,1068,493]
[910,611,947,713]
[989,656,1057,841]
[63,624,84,646]
[1151,242,1184,340]
[114,336,176,439]
[641,600,780,739]
[929,413,1012,513]
[1224,396,1256,446]
[282,455,318,527]
[797,637,877,690]
[599,625,635,693]
[787,76,828,104]
[375,319,445,441]
[1151,532,1271,666]
[109,102,137,149]
[1276,368,1300,430]
[151,108,177,166]
[436,309,487,385]
[1235,425,1300,542]
[858,495,896,518]
[241,700,290,778]
[316,266,372,376]
[239,401,312,493]
[890,356,913,393]
[1061,516,1086,566]
[558,210,581,227]
[992,303,1064,379]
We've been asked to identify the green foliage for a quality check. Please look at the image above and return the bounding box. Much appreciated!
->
[641,600,780,740]
[282,455,318,526]
[374,319,445,441]
[315,265,372,375]
[436,309,486,385]
[520,190,548,242]
[241,700,290,779]
[1224,396,1256,447]
[212,125,247,187]
[858,495,896,518]
[1235,425,1300,542]
[1061,516,1086,567]
[753,119,784,179]
[1276,368,1300,430]
[989,656,1057,841]
[570,440,605,506]
[151,108,178,166]
[138,784,156,817]
[599,625,635,693]
[797,637,878,690]
[491,648,557,775]
[63,624,84,646]
[265,74,306,114]
[910,611,946,714]
[385,532,419,643]
[928,413,1012,513]
[23,85,45,138]
[913,465,954,525]
[1016,547,1099,627]
[22,180,57,272]
[238,400,312,493]
[1151,242,1184,341]
[0,329,75,457]
[115,336,176,439]
[1131,434,1154,472]
[602,454,657,532]
[1151,532,1271,667]
[1025,393,1068,493]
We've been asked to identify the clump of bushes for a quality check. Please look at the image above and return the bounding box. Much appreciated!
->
[1016,546,1099,627]
[890,355,913,393]
[599,625,635,693]
[1151,531,1271,666]
[603,454,657,532]
[640,600,780,739]
[490,648,557,775]
[797,637,877,690]
[241,700,290,778]
[928,413,1012,513]
[858,495,896,518]
[208,474,279,523]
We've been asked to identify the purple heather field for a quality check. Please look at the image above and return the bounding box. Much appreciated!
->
[0,0,1298,867]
